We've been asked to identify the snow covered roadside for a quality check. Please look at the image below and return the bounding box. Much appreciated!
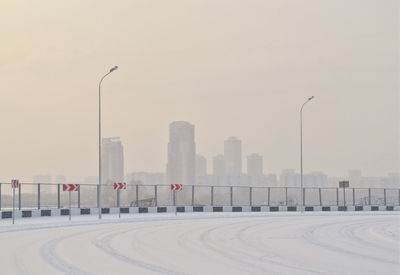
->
[0,212,399,275]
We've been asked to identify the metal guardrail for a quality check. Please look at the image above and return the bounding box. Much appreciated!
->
[0,183,399,210]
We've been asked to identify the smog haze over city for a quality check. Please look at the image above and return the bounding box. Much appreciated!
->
[1,0,399,184]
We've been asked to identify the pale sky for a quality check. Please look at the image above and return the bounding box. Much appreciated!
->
[1,0,399,182]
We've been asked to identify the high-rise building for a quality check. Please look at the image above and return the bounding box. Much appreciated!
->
[247,154,263,186]
[212,154,225,185]
[102,137,124,185]
[196,154,207,184]
[224,137,242,176]
[166,121,196,186]
[212,155,224,176]
[247,154,263,176]
[102,137,124,206]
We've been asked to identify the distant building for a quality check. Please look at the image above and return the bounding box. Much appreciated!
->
[33,175,52,183]
[102,137,124,206]
[55,175,66,183]
[247,154,263,176]
[279,169,300,187]
[166,121,196,186]
[32,175,53,194]
[224,137,242,176]
[304,171,328,187]
[126,172,165,186]
[196,154,207,185]
[102,137,124,184]
[212,154,225,185]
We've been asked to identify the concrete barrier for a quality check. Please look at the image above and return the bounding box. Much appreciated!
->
[1,204,398,220]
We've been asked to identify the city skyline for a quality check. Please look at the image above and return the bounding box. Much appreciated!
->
[1,1,398,182]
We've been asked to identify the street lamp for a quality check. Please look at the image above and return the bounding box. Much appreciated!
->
[300,96,314,212]
[98,65,118,219]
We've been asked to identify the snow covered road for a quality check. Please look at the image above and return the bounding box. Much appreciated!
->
[0,212,399,275]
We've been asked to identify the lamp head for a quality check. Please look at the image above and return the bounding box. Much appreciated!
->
[110,66,118,72]
[308,96,315,101]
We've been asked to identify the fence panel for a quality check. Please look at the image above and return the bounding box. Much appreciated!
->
[320,188,337,206]
[252,187,269,206]
[213,186,231,206]
[287,188,301,206]
[304,188,319,206]
[269,188,285,206]
[354,188,369,206]
[370,189,385,205]
[176,186,192,206]
[386,189,398,206]
[79,184,97,208]
[233,187,250,206]
[137,185,156,206]
[18,184,37,209]
[193,186,211,206]
[60,188,79,209]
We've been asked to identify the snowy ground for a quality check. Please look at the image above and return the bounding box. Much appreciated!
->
[0,212,399,275]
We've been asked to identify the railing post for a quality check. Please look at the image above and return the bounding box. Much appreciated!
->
[383,189,386,205]
[353,188,355,206]
[285,187,288,206]
[303,188,306,207]
[0,183,2,210]
[173,189,176,206]
[58,184,61,208]
[249,187,252,206]
[78,184,80,208]
[18,183,21,210]
[343,187,346,206]
[267,187,270,206]
[136,185,139,207]
[96,184,99,208]
[154,185,157,207]
[336,188,339,206]
[192,185,195,206]
[230,186,233,206]
[398,189,400,206]
[368,188,371,205]
[319,188,322,206]
[211,186,214,206]
[38,184,40,209]
[117,189,120,208]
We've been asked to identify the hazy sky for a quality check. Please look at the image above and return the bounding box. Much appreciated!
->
[1,0,399,182]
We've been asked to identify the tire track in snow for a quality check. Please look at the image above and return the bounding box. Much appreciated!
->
[94,224,189,275]
[40,230,97,275]
[302,218,399,265]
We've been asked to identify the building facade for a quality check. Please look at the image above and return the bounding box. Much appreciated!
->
[166,121,196,186]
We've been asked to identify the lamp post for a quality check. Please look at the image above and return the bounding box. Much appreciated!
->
[300,96,314,212]
[98,65,118,219]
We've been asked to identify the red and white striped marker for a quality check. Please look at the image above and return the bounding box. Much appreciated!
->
[114,182,127,190]
[63,184,79,192]
[170,184,183,191]
[11,179,19,189]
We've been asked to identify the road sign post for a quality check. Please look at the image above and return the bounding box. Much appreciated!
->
[63,184,79,220]
[114,182,127,218]
[339,181,350,208]
[170,184,183,216]
[11,180,19,224]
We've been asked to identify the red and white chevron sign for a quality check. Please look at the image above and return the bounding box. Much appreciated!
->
[63,184,79,192]
[11,179,19,189]
[114,182,127,190]
[170,184,183,191]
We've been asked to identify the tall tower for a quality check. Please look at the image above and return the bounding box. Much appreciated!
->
[212,154,225,185]
[167,121,196,186]
[224,137,242,176]
[101,137,124,207]
[102,137,124,185]
[247,154,263,176]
